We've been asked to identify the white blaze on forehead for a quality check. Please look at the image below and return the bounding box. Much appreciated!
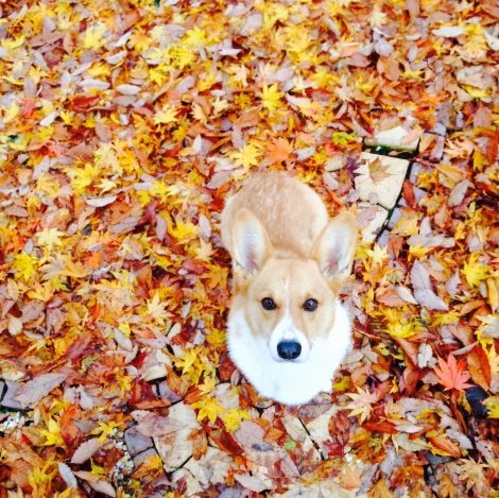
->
[275,276,295,340]
[268,297,311,362]
[273,312,296,340]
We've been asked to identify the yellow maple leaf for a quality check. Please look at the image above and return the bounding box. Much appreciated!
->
[483,396,499,418]
[259,2,289,30]
[40,418,64,446]
[182,26,208,48]
[146,292,170,323]
[197,375,217,396]
[2,102,20,124]
[12,252,39,281]
[222,408,251,432]
[168,220,198,243]
[260,83,284,114]
[386,321,417,339]
[117,374,133,397]
[91,420,121,443]
[169,44,195,70]
[231,142,262,169]
[205,328,226,346]
[37,228,65,251]
[1,35,26,49]
[383,308,424,339]
[191,396,225,424]
[366,244,389,266]
[153,107,178,125]
[174,348,199,375]
[408,245,432,259]
[28,463,57,488]
[66,163,98,195]
[193,239,213,261]
[462,253,490,288]
[83,24,107,50]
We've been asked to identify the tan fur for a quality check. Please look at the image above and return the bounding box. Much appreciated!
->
[221,172,329,259]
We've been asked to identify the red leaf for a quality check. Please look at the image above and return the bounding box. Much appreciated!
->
[434,355,472,391]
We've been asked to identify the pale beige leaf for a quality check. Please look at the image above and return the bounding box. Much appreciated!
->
[58,462,78,488]
[15,373,68,408]
[71,437,104,464]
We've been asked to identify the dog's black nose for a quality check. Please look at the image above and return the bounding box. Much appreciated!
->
[277,341,302,360]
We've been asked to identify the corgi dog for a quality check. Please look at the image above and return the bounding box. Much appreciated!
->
[221,172,357,405]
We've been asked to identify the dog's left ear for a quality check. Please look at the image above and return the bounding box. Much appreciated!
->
[314,212,357,282]
[231,208,271,273]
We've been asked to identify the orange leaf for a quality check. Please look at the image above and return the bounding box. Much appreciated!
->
[265,137,294,164]
[434,354,472,391]
[428,433,462,458]
[467,345,491,391]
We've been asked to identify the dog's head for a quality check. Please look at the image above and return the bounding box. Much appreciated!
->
[229,208,357,363]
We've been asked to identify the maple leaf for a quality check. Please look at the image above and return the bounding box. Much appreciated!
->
[434,355,472,391]
[230,142,262,169]
[168,220,198,243]
[461,253,490,288]
[483,396,499,418]
[146,292,171,324]
[260,83,284,114]
[12,252,39,281]
[182,26,208,49]
[27,463,58,491]
[265,137,294,164]
[368,157,393,184]
[194,239,213,261]
[386,320,418,339]
[365,244,389,266]
[83,24,107,50]
[36,228,65,251]
[191,396,225,424]
[222,409,251,432]
[40,418,65,446]
[344,387,378,424]
[153,107,179,125]
[331,131,356,146]
[174,349,198,374]
[91,420,122,443]
[90,459,106,476]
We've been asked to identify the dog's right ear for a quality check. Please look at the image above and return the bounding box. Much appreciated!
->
[231,208,271,273]
[314,211,358,284]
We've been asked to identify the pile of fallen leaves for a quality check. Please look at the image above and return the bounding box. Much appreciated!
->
[0,0,498,496]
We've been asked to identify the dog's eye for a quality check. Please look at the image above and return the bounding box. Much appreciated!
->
[261,297,277,310]
[303,298,318,312]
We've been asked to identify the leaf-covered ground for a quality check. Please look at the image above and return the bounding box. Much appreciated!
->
[0,0,498,496]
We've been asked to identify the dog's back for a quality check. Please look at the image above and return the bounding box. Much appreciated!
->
[221,172,328,259]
